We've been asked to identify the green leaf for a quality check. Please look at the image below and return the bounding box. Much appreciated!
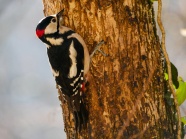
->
[181,116,186,125]
[164,73,168,81]
[176,77,186,106]
[171,62,179,89]
[150,0,157,2]
[164,62,179,88]
[164,72,176,89]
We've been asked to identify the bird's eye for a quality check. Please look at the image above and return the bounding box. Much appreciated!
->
[51,18,56,23]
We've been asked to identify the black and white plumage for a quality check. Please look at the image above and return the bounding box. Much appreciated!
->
[36,9,90,131]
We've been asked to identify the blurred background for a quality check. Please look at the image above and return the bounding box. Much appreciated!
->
[0,0,185,139]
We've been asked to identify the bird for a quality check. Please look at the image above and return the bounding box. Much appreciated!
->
[36,9,90,132]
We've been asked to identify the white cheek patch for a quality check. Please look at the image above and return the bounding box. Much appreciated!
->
[45,22,57,34]
[69,41,77,78]
[46,37,64,45]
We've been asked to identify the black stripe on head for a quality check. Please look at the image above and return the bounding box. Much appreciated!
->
[36,16,54,30]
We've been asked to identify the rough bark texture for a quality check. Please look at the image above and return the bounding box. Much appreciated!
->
[42,0,179,138]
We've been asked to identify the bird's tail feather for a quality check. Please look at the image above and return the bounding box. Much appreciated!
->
[73,100,88,132]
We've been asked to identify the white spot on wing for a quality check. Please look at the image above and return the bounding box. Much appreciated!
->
[73,83,80,92]
[72,90,79,96]
[46,37,63,45]
[52,68,59,77]
[69,41,77,78]
[58,85,62,89]
[70,70,84,86]
[71,74,81,86]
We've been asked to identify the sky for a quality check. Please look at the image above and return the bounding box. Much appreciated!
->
[0,0,65,139]
[0,0,185,139]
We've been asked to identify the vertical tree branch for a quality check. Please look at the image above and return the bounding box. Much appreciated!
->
[41,0,182,138]
[117,64,157,139]
[157,0,181,138]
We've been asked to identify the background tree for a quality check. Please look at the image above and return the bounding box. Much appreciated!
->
[42,0,182,138]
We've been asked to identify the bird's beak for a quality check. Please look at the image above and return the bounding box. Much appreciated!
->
[57,9,64,21]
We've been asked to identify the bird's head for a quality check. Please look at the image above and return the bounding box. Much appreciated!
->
[36,9,64,40]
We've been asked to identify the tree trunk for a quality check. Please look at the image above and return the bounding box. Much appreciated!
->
[42,0,180,138]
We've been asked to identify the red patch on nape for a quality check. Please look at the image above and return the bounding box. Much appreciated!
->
[36,29,44,38]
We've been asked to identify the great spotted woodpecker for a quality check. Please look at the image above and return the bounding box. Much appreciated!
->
[36,9,90,131]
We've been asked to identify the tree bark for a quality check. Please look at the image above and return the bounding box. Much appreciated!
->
[42,0,180,138]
